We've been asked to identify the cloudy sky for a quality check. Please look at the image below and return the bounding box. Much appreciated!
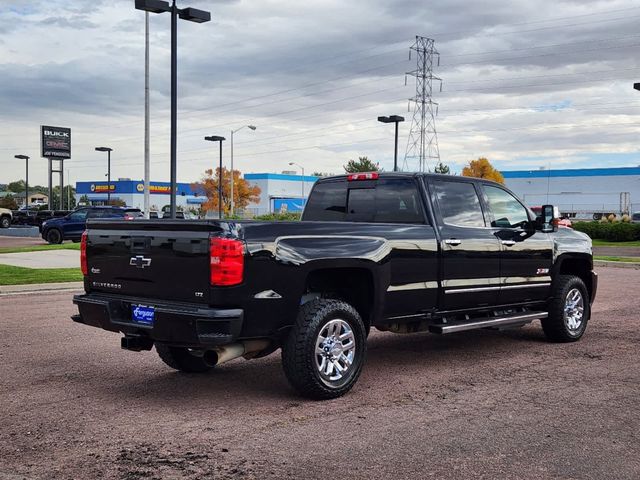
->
[1,0,640,186]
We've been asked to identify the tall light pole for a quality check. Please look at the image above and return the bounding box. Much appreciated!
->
[288,162,305,209]
[135,0,211,219]
[144,11,150,218]
[95,147,113,205]
[14,155,29,208]
[205,135,225,219]
[378,115,405,172]
[230,124,256,216]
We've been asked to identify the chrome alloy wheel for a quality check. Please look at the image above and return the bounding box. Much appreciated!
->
[564,288,585,332]
[315,319,356,383]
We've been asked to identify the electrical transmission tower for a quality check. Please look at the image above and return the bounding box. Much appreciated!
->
[403,36,442,172]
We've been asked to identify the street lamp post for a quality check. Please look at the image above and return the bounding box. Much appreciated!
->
[14,155,29,208]
[377,115,405,172]
[135,0,211,219]
[230,125,256,216]
[205,136,226,219]
[288,162,305,209]
[95,147,113,205]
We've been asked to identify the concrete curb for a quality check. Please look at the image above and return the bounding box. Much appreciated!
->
[0,227,40,238]
[594,260,640,270]
[0,281,83,295]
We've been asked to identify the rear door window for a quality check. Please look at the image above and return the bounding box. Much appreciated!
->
[303,178,426,224]
[432,180,485,227]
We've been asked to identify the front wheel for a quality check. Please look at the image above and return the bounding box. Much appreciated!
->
[45,228,63,245]
[282,299,367,400]
[541,275,590,342]
[0,216,10,229]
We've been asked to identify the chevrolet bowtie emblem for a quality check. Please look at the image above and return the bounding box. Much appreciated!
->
[130,255,152,269]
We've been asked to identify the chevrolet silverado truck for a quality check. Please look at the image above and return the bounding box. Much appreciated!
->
[72,173,597,399]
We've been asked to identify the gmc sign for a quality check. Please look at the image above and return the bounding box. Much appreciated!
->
[41,125,71,159]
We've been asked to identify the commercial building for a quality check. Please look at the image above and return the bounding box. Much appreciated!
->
[502,166,640,218]
[75,180,204,211]
[244,172,318,215]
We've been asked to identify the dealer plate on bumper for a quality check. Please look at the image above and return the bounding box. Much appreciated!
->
[131,304,155,326]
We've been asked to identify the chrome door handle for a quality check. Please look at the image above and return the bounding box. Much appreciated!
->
[445,239,462,246]
[501,240,516,246]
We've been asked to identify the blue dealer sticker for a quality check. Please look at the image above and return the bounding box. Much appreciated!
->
[131,304,155,326]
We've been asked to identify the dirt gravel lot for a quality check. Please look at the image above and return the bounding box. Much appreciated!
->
[1,266,639,479]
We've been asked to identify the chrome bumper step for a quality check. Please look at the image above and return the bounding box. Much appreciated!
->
[428,311,548,335]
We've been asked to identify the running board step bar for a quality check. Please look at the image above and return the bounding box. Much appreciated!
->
[428,312,548,335]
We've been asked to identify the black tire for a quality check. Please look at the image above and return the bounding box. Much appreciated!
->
[541,275,590,342]
[281,299,367,400]
[155,344,212,373]
[45,228,63,245]
[0,216,10,229]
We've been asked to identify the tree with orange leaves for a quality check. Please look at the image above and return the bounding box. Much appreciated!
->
[192,168,261,216]
[461,157,505,184]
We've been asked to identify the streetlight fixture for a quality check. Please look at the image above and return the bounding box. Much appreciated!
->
[135,0,211,219]
[14,155,29,209]
[288,162,305,209]
[205,135,226,219]
[95,147,113,205]
[377,115,405,172]
[634,82,640,91]
[230,124,256,216]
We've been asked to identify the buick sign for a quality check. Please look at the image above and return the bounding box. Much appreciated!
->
[41,125,71,159]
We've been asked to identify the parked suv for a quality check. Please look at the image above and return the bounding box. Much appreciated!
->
[41,206,141,244]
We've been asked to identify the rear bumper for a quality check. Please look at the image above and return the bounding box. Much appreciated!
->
[72,293,243,347]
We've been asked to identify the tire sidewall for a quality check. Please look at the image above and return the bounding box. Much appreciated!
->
[308,303,366,391]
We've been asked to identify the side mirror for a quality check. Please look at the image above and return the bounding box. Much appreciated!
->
[539,204,557,233]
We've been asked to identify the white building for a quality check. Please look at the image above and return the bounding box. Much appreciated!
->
[244,173,318,215]
[502,166,640,218]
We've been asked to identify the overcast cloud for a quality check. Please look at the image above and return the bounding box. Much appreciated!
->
[1,0,639,185]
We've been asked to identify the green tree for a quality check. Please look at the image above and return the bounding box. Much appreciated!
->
[461,157,505,184]
[433,162,450,174]
[343,156,380,173]
[7,180,25,193]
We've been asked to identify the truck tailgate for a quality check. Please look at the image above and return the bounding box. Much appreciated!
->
[85,220,222,304]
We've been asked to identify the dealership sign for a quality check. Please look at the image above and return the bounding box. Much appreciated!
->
[41,125,71,159]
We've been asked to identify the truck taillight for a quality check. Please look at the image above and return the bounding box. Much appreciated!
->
[210,238,244,286]
[347,172,379,181]
[80,231,88,276]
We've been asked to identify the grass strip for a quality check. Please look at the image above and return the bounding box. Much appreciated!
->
[591,240,640,247]
[0,264,83,285]
[0,243,81,254]
[594,256,640,263]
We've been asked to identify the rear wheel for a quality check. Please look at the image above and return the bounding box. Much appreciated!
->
[282,299,367,400]
[541,275,590,342]
[0,216,10,228]
[155,344,211,373]
[45,228,63,245]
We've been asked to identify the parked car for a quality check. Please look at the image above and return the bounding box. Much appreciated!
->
[0,208,12,228]
[41,206,142,244]
[631,212,640,223]
[73,173,596,399]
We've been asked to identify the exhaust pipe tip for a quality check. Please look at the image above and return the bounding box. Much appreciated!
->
[202,350,219,367]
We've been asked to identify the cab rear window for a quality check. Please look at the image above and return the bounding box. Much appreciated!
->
[303,178,426,224]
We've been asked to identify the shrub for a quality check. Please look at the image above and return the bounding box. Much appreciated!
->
[573,221,640,242]
[254,212,302,221]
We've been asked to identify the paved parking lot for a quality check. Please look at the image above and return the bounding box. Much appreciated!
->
[1,266,639,479]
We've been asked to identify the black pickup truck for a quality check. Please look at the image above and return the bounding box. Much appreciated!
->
[73,172,597,399]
